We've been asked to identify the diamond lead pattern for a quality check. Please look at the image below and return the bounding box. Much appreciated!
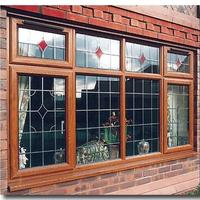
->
[96,47,103,59]
[139,53,146,64]
[176,58,182,68]
[38,39,48,52]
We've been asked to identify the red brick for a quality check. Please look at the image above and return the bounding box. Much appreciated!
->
[0,139,7,150]
[127,26,143,36]
[87,188,101,195]
[0,59,6,69]
[143,169,158,177]
[0,29,6,39]
[71,6,82,14]
[134,171,143,179]
[147,23,155,31]
[83,7,93,17]
[42,7,65,19]
[138,21,146,29]
[174,30,186,38]
[174,36,185,44]
[109,6,127,17]
[186,33,193,40]
[161,26,169,34]
[184,39,196,47]
[103,12,112,21]
[58,5,71,12]
[135,177,151,186]
[0,150,7,160]
[66,12,89,24]
[143,29,158,39]
[171,164,183,171]
[154,25,161,32]
[121,17,130,25]
[0,91,6,100]
[0,69,7,80]
[0,159,7,169]
[88,5,109,12]
[159,166,170,173]
[113,14,122,23]
[9,5,39,13]
[0,99,6,110]
[127,11,143,21]
[119,180,135,190]
[94,9,104,19]
[89,18,126,32]
[92,179,109,189]
[0,9,6,18]
[131,19,139,27]
[191,34,198,42]
[158,33,174,42]
[102,185,119,194]
[0,49,6,59]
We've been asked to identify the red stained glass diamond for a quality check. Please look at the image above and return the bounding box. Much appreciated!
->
[176,58,182,68]
[96,47,103,59]
[139,53,146,64]
[38,39,48,52]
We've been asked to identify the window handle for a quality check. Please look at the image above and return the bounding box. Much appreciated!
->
[61,120,64,134]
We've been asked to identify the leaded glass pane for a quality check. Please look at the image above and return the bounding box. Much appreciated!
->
[76,33,120,70]
[125,42,159,73]
[76,75,120,165]
[167,84,189,147]
[18,28,65,61]
[18,75,66,169]
[167,52,189,73]
[125,78,160,157]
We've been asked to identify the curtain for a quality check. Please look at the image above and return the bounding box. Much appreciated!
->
[18,76,29,169]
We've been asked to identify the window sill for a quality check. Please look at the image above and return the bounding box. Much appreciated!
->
[8,150,198,192]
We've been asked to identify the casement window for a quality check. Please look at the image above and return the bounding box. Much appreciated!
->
[9,17,195,191]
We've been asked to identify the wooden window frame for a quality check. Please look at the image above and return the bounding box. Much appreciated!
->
[8,17,196,192]
[163,46,194,79]
[10,18,75,68]
[163,78,194,154]
[9,65,75,179]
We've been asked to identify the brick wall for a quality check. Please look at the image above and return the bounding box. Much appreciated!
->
[6,5,200,48]
[7,156,199,195]
[0,5,200,195]
[0,8,8,194]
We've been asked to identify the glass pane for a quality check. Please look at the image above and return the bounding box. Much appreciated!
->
[18,75,66,169]
[76,75,120,165]
[125,78,160,157]
[76,33,120,70]
[18,27,65,61]
[125,42,160,74]
[167,52,189,73]
[167,84,189,147]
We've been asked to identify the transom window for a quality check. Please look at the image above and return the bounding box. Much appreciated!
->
[167,52,189,73]
[76,33,120,70]
[18,28,66,60]
[126,42,159,73]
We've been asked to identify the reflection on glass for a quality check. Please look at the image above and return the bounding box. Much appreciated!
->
[18,28,65,61]
[167,84,189,147]
[167,52,189,73]
[125,42,159,73]
[76,33,120,70]
[76,75,120,165]
[18,75,66,169]
[125,78,160,157]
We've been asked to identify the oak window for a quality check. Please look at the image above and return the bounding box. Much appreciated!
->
[9,17,195,191]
